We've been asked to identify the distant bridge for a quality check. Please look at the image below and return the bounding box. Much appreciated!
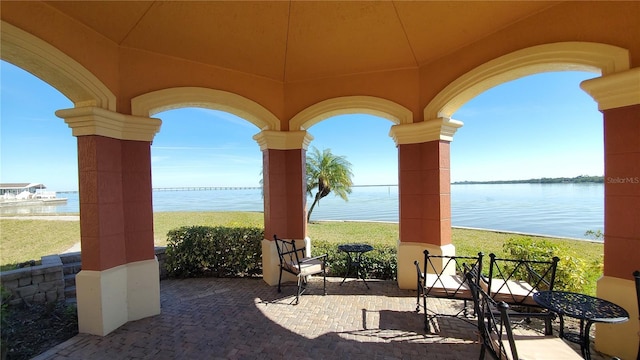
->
[153,186,262,191]
[58,184,399,194]
[153,185,398,191]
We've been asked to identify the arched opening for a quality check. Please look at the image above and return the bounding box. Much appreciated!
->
[131,87,280,131]
[0,21,115,111]
[288,95,409,244]
[1,22,162,339]
[0,59,81,359]
[424,42,629,121]
[419,43,637,358]
[149,106,265,247]
[0,59,78,257]
[304,114,398,223]
[131,88,281,245]
[290,96,412,131]
[451,70,604,295]
[299,111,400,283]
[451,71,603,237]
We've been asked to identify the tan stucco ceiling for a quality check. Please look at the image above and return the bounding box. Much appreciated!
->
[45,1,559,83]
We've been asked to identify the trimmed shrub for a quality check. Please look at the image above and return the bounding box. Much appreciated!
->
[165,226,263,278]
[502,237,596,294]
[553,254,588,293]
[502,237,557,260]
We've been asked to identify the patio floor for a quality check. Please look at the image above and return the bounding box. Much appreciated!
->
[34,277,607,359]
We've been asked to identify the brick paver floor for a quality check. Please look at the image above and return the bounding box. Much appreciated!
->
[33,277,609,359]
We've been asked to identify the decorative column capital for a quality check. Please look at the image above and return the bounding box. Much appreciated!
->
[55,106,162,142]
[580,68,640,111]
[252,130,314,151]
[389,117,463,146]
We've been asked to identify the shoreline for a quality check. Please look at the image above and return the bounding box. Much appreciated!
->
[1,213,600,243]
[0,184,604,241]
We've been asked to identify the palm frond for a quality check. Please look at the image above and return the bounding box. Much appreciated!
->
[305,146,354,221]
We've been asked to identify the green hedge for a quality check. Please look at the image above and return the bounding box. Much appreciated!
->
[312,240,397,280]
[502,237,599,294]
[166,227,599,290]
[165,227,398,281]
[165,226,263,278]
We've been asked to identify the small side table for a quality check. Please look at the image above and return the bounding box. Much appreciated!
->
[338,243,374,289]
[533,291,629,360]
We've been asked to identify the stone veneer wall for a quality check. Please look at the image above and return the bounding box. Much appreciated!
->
[155,246,168,280]
[0,255,65,306]
[1,247,167,306]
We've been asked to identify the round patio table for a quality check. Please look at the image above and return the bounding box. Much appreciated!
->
[338,243,374,289]
[533,290,629,360]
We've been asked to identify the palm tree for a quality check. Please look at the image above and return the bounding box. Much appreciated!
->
[306,147,354,223]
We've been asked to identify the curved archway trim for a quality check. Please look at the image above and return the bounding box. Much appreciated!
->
[289,96,413,130]
[131,87,281,130]
[424,42,630,120]
[1,21,116,111]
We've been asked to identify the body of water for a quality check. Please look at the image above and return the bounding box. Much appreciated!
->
[0,184,604,241]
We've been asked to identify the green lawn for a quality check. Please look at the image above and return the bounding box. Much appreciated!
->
[307,220,603,261]
[153,211,264,244]
[0,219,81,270]
[1,212,604,287]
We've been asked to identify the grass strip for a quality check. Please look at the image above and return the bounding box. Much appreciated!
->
[1,212,603,277]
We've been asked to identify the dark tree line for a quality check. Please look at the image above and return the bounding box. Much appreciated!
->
[453,175,604,185]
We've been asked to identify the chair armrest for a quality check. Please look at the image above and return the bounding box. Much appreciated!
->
[299,253,328,263]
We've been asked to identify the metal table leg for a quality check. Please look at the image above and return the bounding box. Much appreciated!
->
[339,251,370,289]
[354,252,370,289]
[340,252,354,286]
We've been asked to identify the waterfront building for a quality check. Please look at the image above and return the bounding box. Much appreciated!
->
[0,183,46,198]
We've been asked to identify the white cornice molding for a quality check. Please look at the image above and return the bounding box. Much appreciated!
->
[55,107,162,141]
[389,118,463,145]
[252,130,313,151]
[424,42,629,120]
[131,87,280,130]
[580,68,640,111]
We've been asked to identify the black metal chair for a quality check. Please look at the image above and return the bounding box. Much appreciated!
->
[634,270,640,360]
[414,250,483,332]
[273,234,327,304]
[465,272,583,360]
[486,253,560,335]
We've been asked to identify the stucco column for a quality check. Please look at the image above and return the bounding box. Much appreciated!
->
[253,130,313,286]
[389,118,462,289]
[55,106,161,336]
[581,68,640,359]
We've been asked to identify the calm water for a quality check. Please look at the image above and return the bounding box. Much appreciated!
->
[1,184,604,241]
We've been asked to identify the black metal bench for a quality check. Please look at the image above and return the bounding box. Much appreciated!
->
[486,253,560,335]
[414,250,484,332]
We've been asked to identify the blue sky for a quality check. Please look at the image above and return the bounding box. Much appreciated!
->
[1,60,602,191]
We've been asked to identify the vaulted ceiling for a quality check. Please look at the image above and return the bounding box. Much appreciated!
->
[45,1,558,83]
